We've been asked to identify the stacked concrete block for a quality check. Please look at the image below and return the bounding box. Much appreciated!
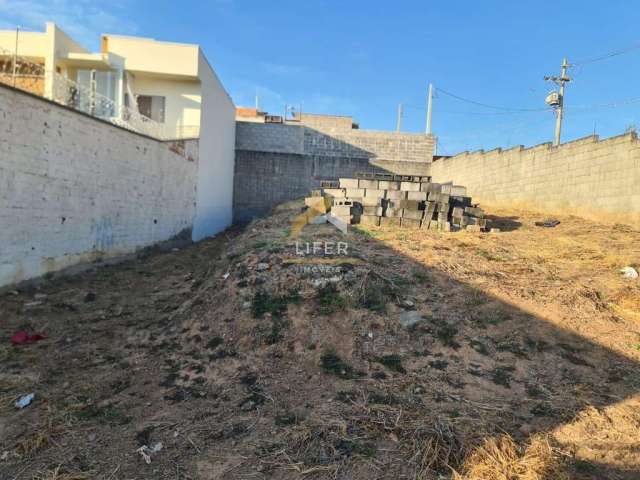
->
[313,175,488,232]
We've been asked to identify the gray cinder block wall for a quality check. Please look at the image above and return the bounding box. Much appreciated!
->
[428,133,640,225]
[233,121,435,221]
[0,84,199,287]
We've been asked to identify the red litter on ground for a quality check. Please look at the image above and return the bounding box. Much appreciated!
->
[11,331,46,345]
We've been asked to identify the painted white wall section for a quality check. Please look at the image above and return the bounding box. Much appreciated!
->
[191,50,235,241]
[0,85,198,287]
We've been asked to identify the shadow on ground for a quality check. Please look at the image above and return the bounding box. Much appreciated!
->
[1,202,639,479]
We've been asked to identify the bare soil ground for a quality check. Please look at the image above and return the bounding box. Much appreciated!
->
[1,202,640,480]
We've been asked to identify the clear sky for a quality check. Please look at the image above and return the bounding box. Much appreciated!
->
[2,0,640,154]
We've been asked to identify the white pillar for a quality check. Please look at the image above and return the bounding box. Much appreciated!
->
[115,68,124,119]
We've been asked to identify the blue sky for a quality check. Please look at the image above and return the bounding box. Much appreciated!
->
[2,0,640,154]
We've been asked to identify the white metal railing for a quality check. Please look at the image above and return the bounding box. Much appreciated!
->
[51,72,169,139]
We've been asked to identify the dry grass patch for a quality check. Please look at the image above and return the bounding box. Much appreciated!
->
[452,434,569,480]
[32,465,93,480]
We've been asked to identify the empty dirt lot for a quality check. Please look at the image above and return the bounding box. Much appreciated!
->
[1,201,639,479]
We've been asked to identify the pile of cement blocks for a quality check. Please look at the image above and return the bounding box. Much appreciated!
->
[322,177,487,231]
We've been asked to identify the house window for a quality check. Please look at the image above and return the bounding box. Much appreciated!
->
[137,95,166,123]
[76,70,117,117]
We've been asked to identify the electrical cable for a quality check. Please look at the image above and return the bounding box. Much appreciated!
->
[434,87,550,112]
[572,42,640,66]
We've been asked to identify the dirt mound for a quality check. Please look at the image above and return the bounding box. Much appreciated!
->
[2,201,640,479]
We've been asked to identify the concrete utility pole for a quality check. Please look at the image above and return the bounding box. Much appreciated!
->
[545,58,571,146]
[396,103,403,132]
[12,26,19,87]
[426,83,433,135]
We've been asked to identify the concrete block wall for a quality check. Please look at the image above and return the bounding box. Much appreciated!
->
[304,128,434,164]
[236,121,434,164]
[235,122,304,154]
[0,84,199,287]
[291,113,355,131]
[233,151,385,222]
[233,121,435,221]
[428,133,640,224]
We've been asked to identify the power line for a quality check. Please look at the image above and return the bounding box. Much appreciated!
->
[402,102,551,116]
[569,97,640,110]
[435,86,549,112]
[573,42,640,66]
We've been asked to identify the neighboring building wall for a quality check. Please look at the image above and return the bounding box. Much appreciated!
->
[131,74,202,137]
[234,151,384,222]
[305,128,434,168]
[233,121,434,221]
[0,75,43,95]
[0,84,198,287]
[236,123,304,154]
[192,50,236,240]
[428,133,640,224]
[103,35,199,77]
[0,30,48,59]
[236,121,434,164]
[292,112,355,130]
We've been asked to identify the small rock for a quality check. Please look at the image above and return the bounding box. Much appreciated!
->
[399,311,424,328]
[23,301,43,310]
[620,266,639,279]
[88,433,97,442]
[401,299,415,309]
[256,263,270,271]
[519,424,533,436]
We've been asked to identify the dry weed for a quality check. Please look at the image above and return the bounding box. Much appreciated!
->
[15,431,49,457]
[452,434,569,480]
[32,465,93,480]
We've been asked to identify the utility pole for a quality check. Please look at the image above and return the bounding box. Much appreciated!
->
[396,103,403,132]
[12,26,19,87]
[426,83,433,135]
[544,58,570,146]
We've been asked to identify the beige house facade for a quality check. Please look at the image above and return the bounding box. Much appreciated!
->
[0,22,236,241]
[0,22,228,141]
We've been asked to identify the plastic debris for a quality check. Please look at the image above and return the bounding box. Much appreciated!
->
[222,272,230,279]
[11,331,46,345]
[620,266,639,279]
[15,393,35,409]
[137,442,163,464]
[535,219,560,228]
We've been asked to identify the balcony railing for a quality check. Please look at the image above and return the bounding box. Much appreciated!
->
[1,46,199,141]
